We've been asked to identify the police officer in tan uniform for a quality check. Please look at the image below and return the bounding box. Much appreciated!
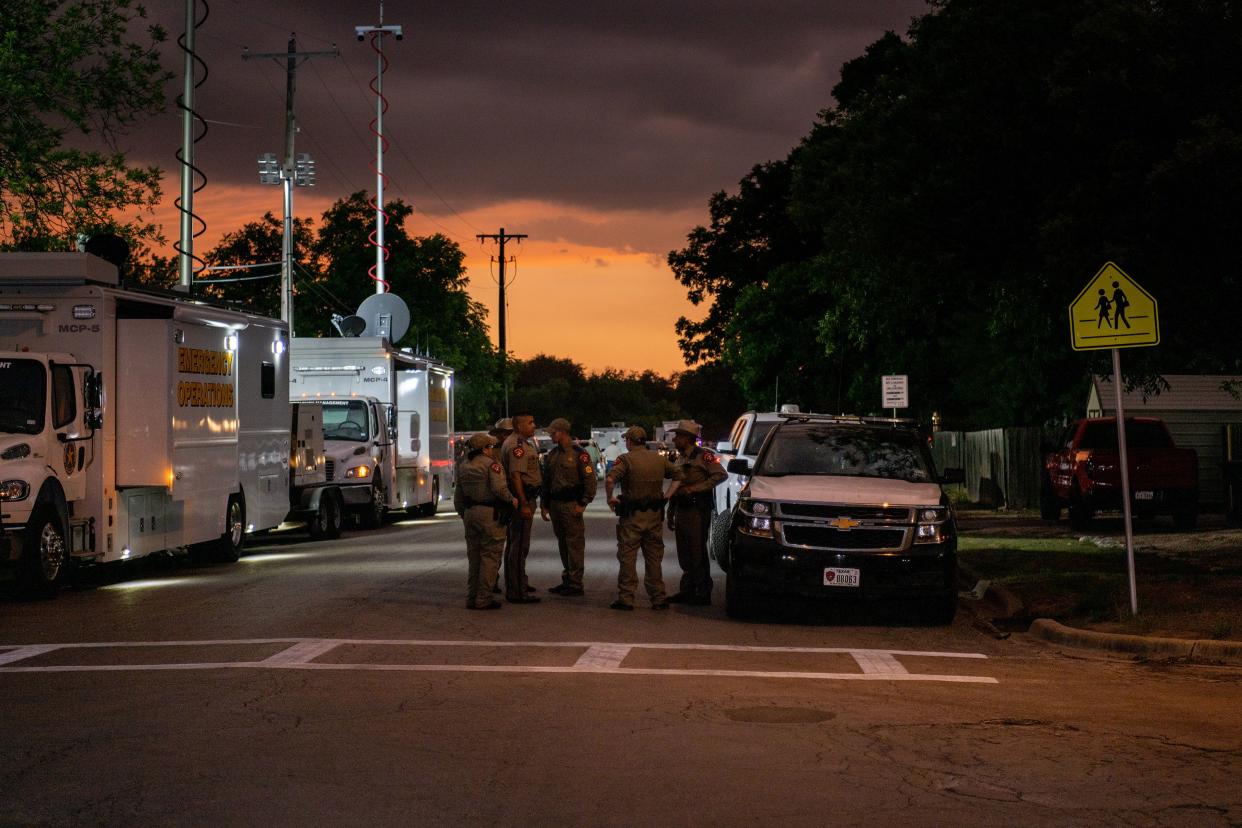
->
[667,419,727,605]
[604,425,682,611]
[541,417,596,596]
[500,413,541,603]
[452,432,517,610]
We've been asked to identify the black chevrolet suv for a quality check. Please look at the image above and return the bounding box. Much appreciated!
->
[720,415,964,623]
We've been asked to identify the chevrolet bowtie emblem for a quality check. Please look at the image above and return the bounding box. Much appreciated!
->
[829,517,861,531]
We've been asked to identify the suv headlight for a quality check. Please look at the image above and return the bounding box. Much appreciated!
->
[914,506,950,544]
[738,498,774,538]
[1,480,30,501]
[345,465,371,479]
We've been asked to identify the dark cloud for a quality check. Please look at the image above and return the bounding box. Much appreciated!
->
[131,0,928,236]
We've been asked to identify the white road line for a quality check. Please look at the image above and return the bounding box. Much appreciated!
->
[0,638,997,684]
[262,640,342,665]
[851,651,910,675]
[0,638,989,659]
[0,644,62,665]
[574,643,632,669]
[0,662,997,683]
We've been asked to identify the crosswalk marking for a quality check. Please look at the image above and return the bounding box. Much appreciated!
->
[0,638,998,684]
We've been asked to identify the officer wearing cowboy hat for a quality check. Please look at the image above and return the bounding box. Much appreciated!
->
[541,417,596,596]
[666,419,726,605]
[452,432,518,610]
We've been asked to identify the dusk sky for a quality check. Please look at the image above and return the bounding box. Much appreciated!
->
[131,0,929,375]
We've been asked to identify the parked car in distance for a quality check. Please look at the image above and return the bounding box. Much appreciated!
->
[1041,416,1199,530]
[719,414,964,624]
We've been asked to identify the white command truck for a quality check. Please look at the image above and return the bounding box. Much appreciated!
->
[0,253,341,595]
[290,337,454,524]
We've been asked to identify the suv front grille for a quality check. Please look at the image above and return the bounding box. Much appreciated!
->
[324,459,335,482]
[781,525,907,551]
[778,503,911,522]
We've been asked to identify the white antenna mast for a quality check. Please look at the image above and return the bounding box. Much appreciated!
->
[356,2,403,295]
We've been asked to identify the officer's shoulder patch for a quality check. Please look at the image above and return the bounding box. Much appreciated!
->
[578,452,590,464]
[513,446,525,458]
[705,451,719,463]
[490,462,503,473]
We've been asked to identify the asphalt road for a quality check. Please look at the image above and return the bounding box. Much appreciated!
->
[2,504,1239,826]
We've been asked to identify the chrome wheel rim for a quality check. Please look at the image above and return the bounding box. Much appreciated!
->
[39,522,65,582]
[373,483,386,523]
[227,501,243,547]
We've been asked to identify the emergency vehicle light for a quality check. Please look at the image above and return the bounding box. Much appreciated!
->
[272,339,286,355]
[225,334,238,351]
[72,304,96,319]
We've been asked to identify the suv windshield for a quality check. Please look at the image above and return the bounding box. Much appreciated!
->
[320,400,371,442]
[0,359,46,435]
[755,423,934,483]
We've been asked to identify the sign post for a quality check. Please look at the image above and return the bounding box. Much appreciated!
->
[1069,262,1160,616]
[881,375,908,419]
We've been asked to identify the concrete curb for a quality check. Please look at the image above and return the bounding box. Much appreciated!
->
[1029,618,1242,666]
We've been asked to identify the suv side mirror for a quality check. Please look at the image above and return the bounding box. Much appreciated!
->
[726,458,751,476]
[715,440,736,454]
[940,467,965,485]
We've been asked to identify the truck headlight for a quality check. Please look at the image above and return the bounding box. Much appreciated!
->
[915,506,950,544]
[1,443,31,461]
[739,499,774,538]
[1,480,30,501]
[346,465,371,479]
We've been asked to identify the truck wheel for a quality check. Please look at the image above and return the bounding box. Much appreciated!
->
[308,493,340,540]
[1068,489,1093,531]
[1172,505,1198,532]
[421,480,441,517]
[213,495,246,562]
[18,509,69,597]
[361,479,387,529]
[708,511,731,569]
[1039,477,1061,521]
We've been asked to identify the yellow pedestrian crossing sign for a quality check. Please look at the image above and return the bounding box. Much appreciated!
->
[1069,262,1159,350]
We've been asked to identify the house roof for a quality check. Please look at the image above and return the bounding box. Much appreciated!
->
[1089,374,1242,413]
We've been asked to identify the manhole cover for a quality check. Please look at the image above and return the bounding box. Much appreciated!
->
[725,706,834,724]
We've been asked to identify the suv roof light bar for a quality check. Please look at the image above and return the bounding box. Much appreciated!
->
[776,412,919,428]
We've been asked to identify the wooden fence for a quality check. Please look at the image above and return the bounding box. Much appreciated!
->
[930,427,1054,509]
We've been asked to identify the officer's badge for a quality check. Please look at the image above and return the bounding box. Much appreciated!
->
[63,444,75,475]
[490,462,503,473]
[513,447,525,458]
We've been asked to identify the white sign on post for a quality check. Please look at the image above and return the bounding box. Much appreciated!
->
[881,375,908,410]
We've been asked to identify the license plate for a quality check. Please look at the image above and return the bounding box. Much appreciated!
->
[1135,491,1154,501]
[824,567,860,587]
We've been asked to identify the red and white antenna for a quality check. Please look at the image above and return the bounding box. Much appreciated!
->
[355,3,402,294]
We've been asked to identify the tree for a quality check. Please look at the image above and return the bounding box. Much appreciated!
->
[0,0,170,250]
[200,212,314,318]
[671,0,1242,428]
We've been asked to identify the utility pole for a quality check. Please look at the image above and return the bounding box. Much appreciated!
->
[476,228,527,417]
[244,36,337,334]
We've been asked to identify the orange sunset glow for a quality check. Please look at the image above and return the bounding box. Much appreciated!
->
[148,185,704,377]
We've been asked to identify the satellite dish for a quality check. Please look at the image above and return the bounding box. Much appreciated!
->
[357,292,410,342]
[331,314,366,337]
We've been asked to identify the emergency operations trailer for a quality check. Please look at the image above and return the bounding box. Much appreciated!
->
[0,253,305,593]
[290,337,454,519]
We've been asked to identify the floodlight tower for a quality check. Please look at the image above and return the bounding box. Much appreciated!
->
[355,6,403,295]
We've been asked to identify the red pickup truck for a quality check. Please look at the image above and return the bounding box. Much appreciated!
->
[1041,417,1199,530]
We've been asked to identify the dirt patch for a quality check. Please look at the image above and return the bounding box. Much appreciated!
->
[958,510,1242,641]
